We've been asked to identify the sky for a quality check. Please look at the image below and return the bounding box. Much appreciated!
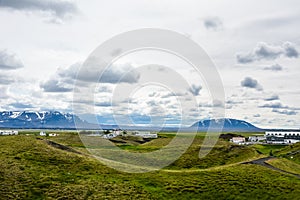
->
[0,0,300,128]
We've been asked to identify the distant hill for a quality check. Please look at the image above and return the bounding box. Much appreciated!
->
[190,118,263,132]
[0,111,123,130]
[0,111,90,129]
[0,112,264,132]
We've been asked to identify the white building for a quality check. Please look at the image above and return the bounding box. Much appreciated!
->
[0,130,18,136]
[248,135,266,143]
[113,130,121,135]
[265,131,300,144]
[102,133,118,139]
[230,137,246,144]
[132,131,158,139]
[39,131,47,136]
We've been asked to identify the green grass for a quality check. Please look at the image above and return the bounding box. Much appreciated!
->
[275,142,300,165]
[252,144,287,155]
[0,133,300,199]
[266,158,300,175]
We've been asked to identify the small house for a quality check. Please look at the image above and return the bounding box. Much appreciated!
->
[39,131,47,136]
[132,131,158,139]
[0,130,18,136]
[230,137,245,144]
[248,135,266,143]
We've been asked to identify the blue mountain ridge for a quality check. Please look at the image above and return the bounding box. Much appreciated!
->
[0,111,86,129]
[0,111,264,132]
[189,118,263,132]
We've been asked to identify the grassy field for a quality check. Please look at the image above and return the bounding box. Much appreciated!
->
[266,158,300,175]
[0,132,300,199]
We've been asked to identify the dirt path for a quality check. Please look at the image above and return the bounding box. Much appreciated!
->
[38,138,83,155]
[242,157,300,179]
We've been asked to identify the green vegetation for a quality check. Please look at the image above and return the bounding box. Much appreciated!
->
[276,142,300,165]
[252,144,286,155]
[165,139,259,169]
[266,158,300,175]
[0,132,300,199]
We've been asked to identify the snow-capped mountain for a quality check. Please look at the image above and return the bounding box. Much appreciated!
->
[0,111,264,132]
[190,118,263,132]
[0,111,88,129]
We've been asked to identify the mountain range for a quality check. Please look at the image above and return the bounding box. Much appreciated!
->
[0,111,87,129]
[0,111,265,132]
[190,118,263,132]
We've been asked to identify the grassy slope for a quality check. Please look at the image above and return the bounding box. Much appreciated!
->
[276,142,300,164]
[252,144,287,155]
[0,134,300,199]
[266,158,300,175]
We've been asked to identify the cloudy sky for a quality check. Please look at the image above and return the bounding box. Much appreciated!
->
[0,0,300,128]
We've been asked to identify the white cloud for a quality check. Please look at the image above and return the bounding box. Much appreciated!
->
[241,77,263,91]
[188,84,202,96]
[236,41,299,63]
[203,17,223,31]
[0,0,299,128]
[0,50,23,70]
[264,94,280,101]
[40,79,73,92]
[272,108,297,115]
[263,64,283,71]
[0,0,78,21]
[0,73,15,85]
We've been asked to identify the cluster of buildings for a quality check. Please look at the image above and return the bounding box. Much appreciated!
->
[101,130,121,139]
[2,128,299,146]
[230,131,300,145]
[39,131,59,137]
[0,130,18,136]
[265,131,300,144]
[88,129,158,139]
[132,131,158,139]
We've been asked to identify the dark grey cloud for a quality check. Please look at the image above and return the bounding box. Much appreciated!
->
[226,100,243,105]
[148,92,157,97]
[147,100,159,107]
[40,79,73,92]
[0,50,24,70]
[72,99,115,107]
[99,64,140,84]
[259,102,287,109]
[241,77,262,90]
[283,42,299,58]
[236,42,299,63]
[0,74,14,85]
[263,64,283,71]
[94,102,113,107]
[0,0,78,19]
[96,86,112,93]
[272,108,297,115]
[212,99,224,108]
[259,101,298,115]
[264,94,279,101]
[203,17,223,31]
[110,48,123,57]
[188,84,202,96]
[9,102,34,109]
[199,99,225,108]
[42,62,140,93]
[161,92,185,98]
[60,62,140,84]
